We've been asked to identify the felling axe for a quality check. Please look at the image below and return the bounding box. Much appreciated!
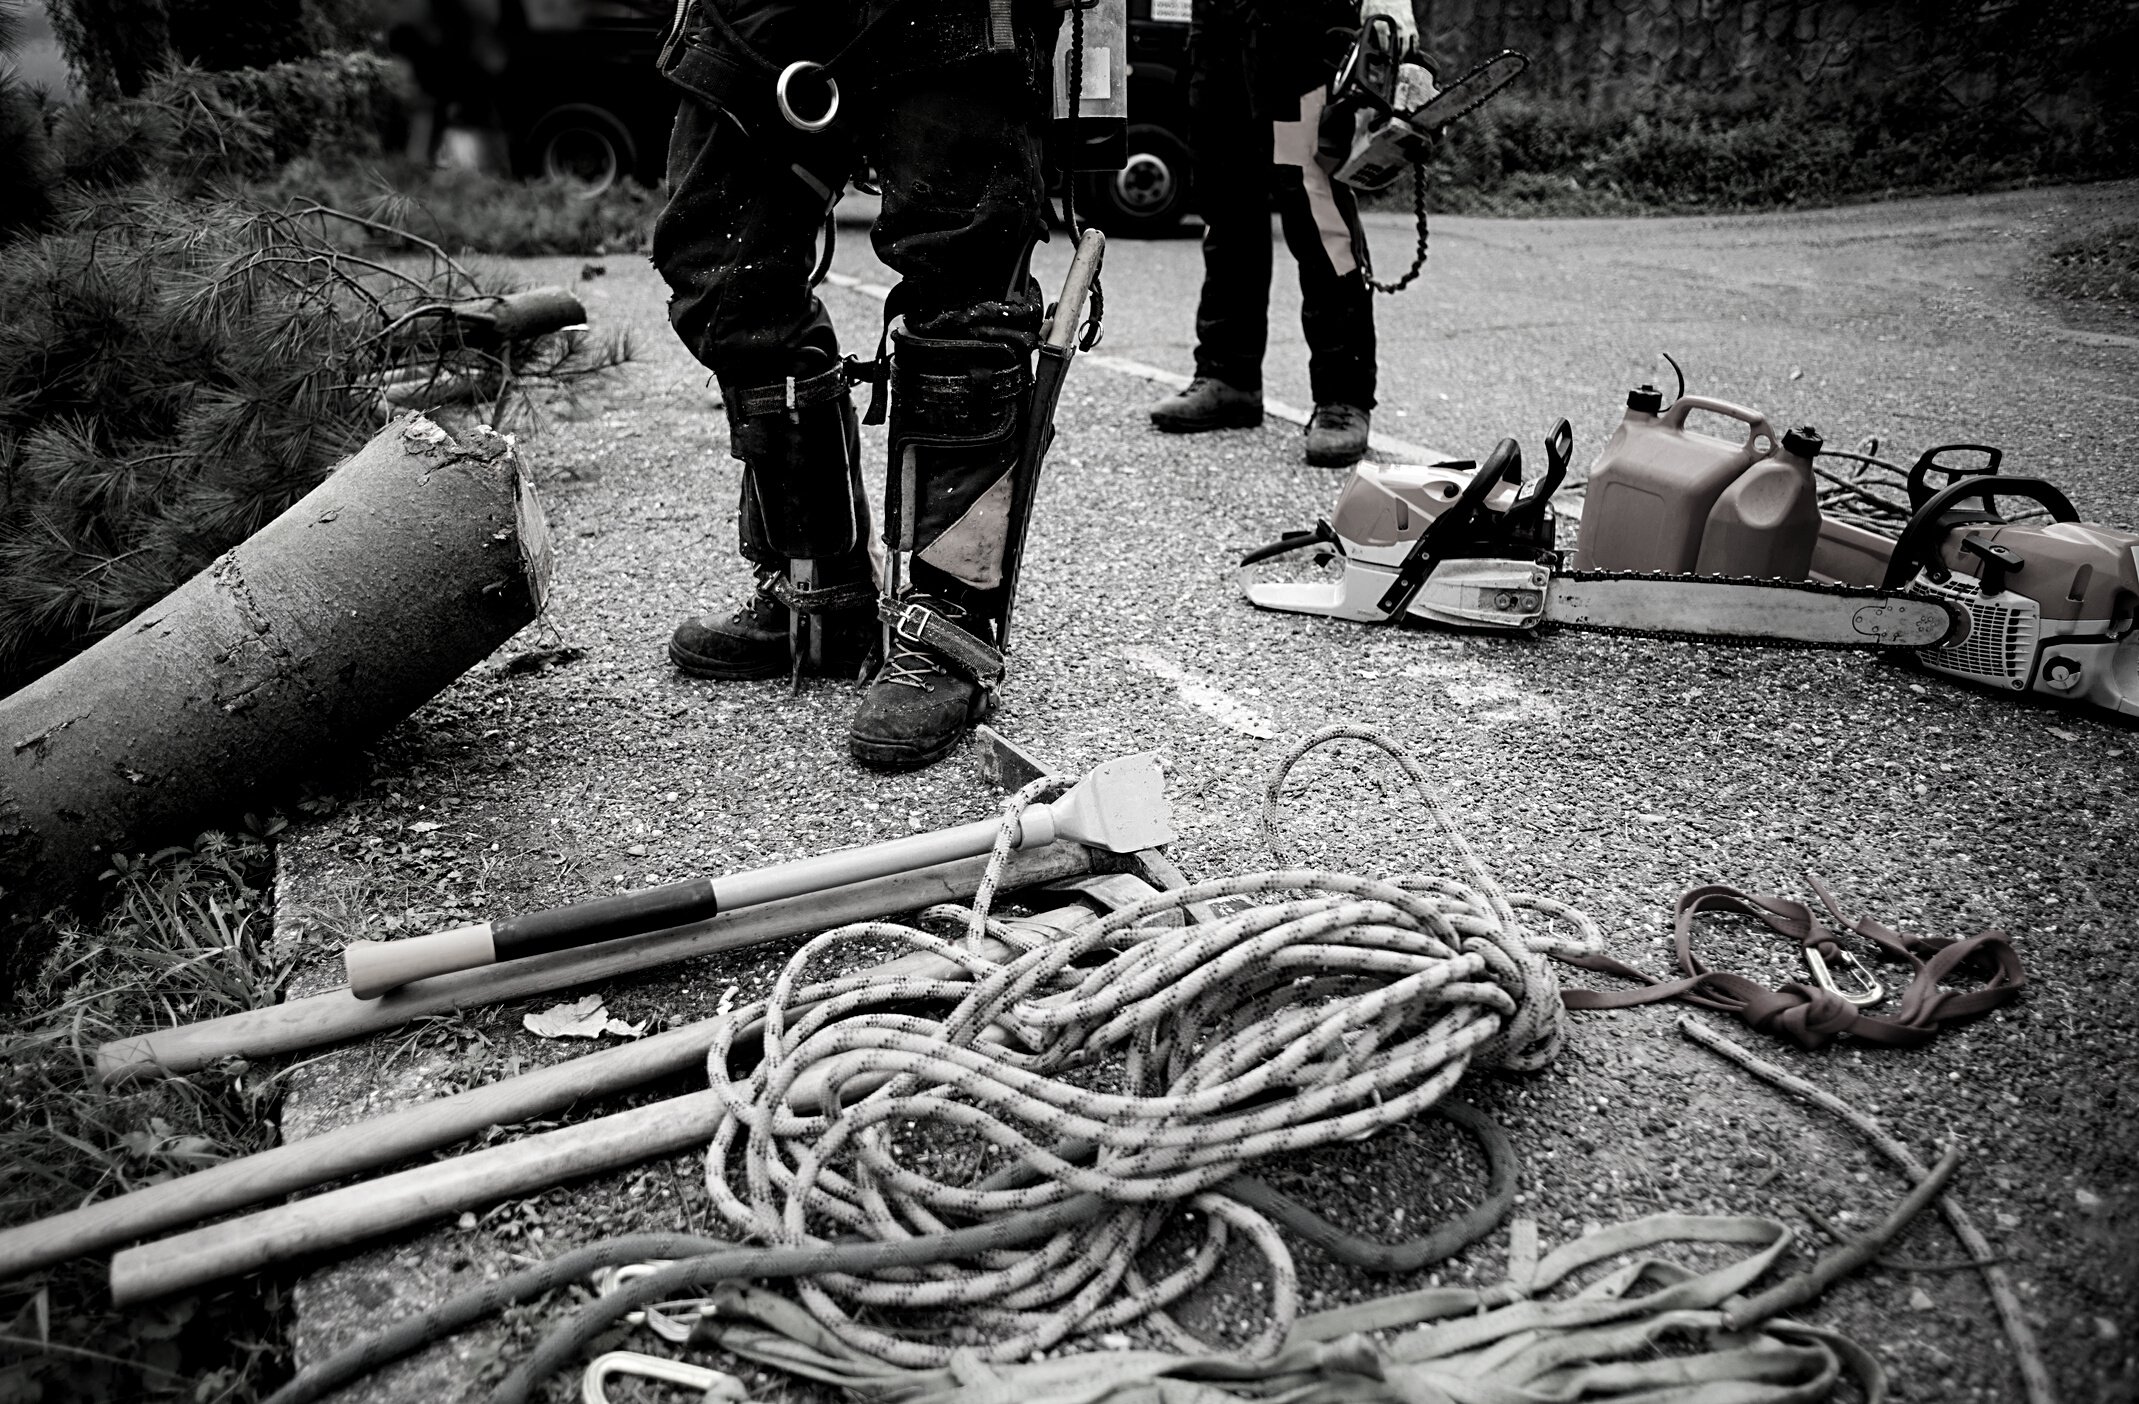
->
[343,752,1173,998]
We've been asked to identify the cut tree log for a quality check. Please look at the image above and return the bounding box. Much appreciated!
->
[0,415,551,941]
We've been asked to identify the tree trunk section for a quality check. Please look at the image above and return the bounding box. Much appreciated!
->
[0,414,551,941]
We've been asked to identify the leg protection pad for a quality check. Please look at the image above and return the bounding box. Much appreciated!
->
[726,363,870,567]
[885,331,1031,593]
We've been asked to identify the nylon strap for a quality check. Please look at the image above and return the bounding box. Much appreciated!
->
[727,364,851,420]
[1560,874,2025,1051]
[880,595,1004,685]
[684,1211,1887,1404]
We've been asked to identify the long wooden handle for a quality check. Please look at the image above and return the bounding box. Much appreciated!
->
[102,897,1116,1302]
[1046,229,1107,351]
[109,1091,727,1305]
[99,842,1095,1083]
[4,905,1089,1280]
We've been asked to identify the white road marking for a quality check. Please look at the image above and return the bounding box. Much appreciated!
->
[1123,647,1277,738]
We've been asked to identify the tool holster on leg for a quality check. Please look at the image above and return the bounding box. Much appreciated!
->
[879,329,1034,688]
[726,363,878,678]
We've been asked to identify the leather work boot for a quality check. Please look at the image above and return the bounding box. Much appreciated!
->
[669,575,874,681]
[1303,402,1371,467]
[1150,376,1264,433]
[849,597,997,771]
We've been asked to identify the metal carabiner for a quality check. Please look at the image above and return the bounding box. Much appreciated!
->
[591,1262,715,1343]
[775,60,840,132]
[581,1350,748,1404]
[1803,945,1885,1008]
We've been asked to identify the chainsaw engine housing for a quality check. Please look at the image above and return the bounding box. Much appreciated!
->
[1911,520,2139,716]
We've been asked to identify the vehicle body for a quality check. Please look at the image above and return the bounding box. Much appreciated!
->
[497,0,1196,230]
[501,0,673,193]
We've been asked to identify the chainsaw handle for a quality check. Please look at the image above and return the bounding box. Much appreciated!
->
[1905,443,2003,512]
[1659,394,1777,454]
[1880,475,2080,592]
[1511,417,1572,514]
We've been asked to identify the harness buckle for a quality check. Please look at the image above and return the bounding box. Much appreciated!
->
[1803,946,1885,1008]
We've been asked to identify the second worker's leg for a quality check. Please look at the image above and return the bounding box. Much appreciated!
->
[1274,85,1377,468]
[1152,0,1268,433]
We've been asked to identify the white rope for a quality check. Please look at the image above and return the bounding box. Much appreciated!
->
[695,726,1601,1366]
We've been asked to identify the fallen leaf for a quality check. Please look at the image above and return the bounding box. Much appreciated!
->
[2075,1187,2103,1212]
[1908,1287,1935,1311]
[523,994,646,1040]
[2046,727,2079,742]
[408,820,442,833]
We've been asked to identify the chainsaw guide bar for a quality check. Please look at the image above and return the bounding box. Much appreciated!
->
[1542,571,1959,650]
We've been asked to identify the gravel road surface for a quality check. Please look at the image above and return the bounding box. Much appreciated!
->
[270,183,2137,1402]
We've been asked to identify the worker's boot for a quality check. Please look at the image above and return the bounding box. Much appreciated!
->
[669,363,878,682]
[1150,375,1263,433]
[1303,402,1371,467]
[851,331,1028,771]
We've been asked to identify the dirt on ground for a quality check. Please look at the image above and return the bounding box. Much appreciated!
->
[255,183,2138,1403]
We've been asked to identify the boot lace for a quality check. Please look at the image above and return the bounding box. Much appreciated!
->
[878,632,946,691]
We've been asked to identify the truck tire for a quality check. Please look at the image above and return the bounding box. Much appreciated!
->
[526,103,636,196]
[1078,122,1192,237]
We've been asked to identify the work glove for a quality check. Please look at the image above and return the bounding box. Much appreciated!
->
[1358,0,1419,49]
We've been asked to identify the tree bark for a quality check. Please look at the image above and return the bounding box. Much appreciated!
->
[0,414,550,940]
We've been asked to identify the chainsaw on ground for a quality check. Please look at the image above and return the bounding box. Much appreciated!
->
[1238,421,2139,720]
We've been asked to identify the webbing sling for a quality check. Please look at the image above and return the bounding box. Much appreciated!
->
[682,1212,1887,1404]
[1560,873,2024,1051]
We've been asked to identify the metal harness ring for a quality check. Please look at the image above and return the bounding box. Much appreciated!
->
[775,60,839,132]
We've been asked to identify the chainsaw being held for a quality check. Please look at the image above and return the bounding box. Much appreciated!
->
[1316,15,1528,293]
[1238,405,2139,720]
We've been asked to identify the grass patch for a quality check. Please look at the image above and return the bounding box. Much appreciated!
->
[2037,221,2139,310]
[0,823,295,1400]
[252,157,659,257]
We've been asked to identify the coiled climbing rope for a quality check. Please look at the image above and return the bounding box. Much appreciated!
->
[268,725,1602,1403]
[695,724,1600,1365]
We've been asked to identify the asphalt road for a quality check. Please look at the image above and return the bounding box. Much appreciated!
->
[274,183,2137,1402]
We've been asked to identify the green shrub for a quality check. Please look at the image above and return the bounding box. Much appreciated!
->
[256,156,660,256]
[1412,81,2139,215]
[182,50,413,168]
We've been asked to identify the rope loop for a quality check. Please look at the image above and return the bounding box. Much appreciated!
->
[681,725,1594,1365]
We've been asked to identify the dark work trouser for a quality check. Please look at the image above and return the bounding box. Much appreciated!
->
[1186,1,1376,411]
[652,35,1050,593]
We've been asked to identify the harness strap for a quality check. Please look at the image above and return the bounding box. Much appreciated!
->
[725,363,851,421]
[766,573,876,614]
[879,594,1004,685]
[1560,876,2024,1052]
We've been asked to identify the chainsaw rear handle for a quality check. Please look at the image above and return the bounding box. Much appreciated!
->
[1880,475,2080,592]
[1905,443,2003,512]
[1659,394,1777,452]
[1509,417,1573,515]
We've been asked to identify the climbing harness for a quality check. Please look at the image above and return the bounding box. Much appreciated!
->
[1561,874,2026,1051]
